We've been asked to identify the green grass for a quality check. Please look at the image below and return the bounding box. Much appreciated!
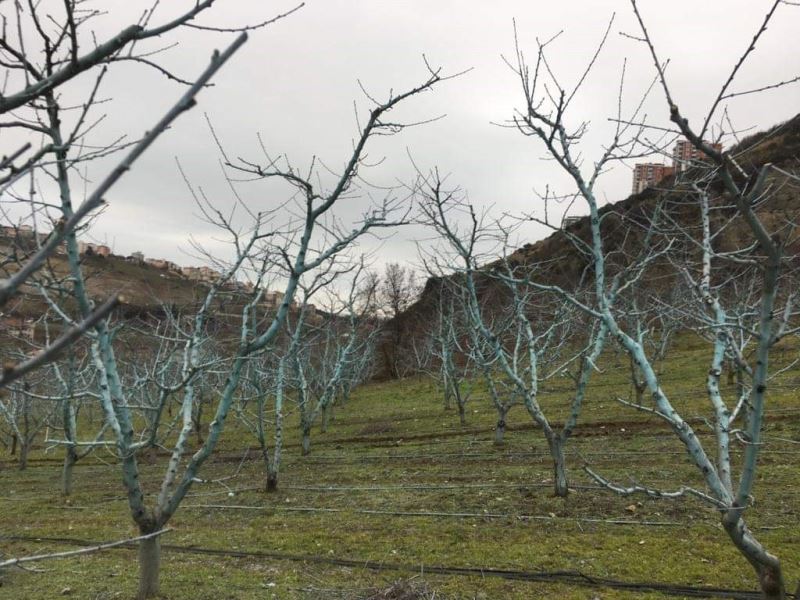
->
[1,336,799,599]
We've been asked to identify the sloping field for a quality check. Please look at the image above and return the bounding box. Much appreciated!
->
[1,339,798,599]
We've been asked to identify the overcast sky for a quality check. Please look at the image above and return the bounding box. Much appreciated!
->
[4,0,799,273]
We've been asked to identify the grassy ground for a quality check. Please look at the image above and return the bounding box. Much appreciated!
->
[1,337,799,599]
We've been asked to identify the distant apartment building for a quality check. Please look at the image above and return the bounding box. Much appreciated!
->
[181,265,222,282]
[145,258,171,270]
[0,316,36,341]
[1,227,109,257]
[631,138,723,193]
[305,304,323,324]
[672,139,723,173]
[1,225,29,237]
[262,290,302,312]
[77,241,111,257]
[632,163,675,194]
[262,290,285,309]
[129,251,145,263]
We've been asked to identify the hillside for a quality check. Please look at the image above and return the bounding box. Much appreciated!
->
[2,114,798,370]
[380,113,800,378]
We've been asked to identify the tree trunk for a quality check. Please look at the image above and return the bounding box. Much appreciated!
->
[259,443,275,493]
[10,433,17,456]
[269,390,283,492]
[266,469,278,492]
[321,405,329,433]
[442,377,452,411]
[722,511,785,599]
[62,448,77,496]
[736,366,745,404]
[451,381,466,426]
[634,382,645,405]
[301,429,311,456]
[137,534,161,600]
[548,435,568,498]
[494,414,507,446]
[193,404,204,445]
[18,441,29,471]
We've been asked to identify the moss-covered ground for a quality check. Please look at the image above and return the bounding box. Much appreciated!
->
[1,337,798,598]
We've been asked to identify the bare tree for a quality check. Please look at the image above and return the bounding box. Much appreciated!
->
[417,172,605,496]
[429,286,476,423]
[0,1,302,117]
[1,8,453,597]
[379,262,420,378]
[290,261,382,454]
[508,3,799,595]
[0,1,300,385]
[99,62,451,597]
[0,375,55,469]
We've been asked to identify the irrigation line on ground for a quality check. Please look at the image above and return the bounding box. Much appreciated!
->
[278,482,608,492]
[51,502,688,529]
[16,476,800,506]
[374,374,800,398]
[11,481,605,504]
[295,447,800,465]
[181,481,609,499]
[0,534,775,599]
[4,407,797,470]
[286,413,800,451]
[8,438,800,472]
[180,502,685,527]
[0,474,742,505]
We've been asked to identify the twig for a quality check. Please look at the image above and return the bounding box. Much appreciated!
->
[0,528,171,569]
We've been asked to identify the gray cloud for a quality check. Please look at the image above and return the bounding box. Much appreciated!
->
[3,0,799,271]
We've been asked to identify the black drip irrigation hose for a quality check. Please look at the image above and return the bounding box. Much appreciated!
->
[0,534,778,600]
[4,406,797,470]
[8,442,800,471]
[296,447,800,464]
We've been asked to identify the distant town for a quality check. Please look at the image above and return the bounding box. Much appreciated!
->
[0,226,314,328]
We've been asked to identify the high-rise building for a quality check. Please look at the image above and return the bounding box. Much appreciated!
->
[672,139,723,172]
[631,138,724,193]
[632,163,674,194]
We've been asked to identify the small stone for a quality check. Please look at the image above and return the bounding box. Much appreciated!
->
[625,504,637,513]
